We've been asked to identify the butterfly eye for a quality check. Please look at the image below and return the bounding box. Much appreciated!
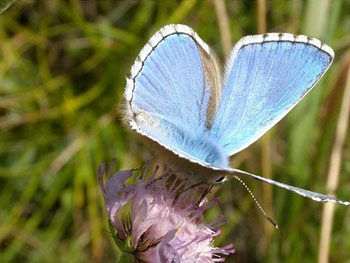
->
[215,176,227,184]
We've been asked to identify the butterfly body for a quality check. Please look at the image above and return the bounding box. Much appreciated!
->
[123,24,350,206]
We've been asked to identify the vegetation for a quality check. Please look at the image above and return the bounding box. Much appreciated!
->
[0,1,349,262]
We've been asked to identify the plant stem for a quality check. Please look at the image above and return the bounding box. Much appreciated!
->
[318,52,350,263]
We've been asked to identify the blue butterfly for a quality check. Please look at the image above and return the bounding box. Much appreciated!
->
[124,24,349,206]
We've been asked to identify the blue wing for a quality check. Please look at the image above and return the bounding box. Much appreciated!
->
[124,24,229,169]
[210,33,334,155]
[125,27,350,207]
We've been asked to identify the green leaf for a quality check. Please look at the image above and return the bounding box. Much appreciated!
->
[117,252,134,263]
[0,0,15,13]
[108,220,135,263]
[108,220,134,257]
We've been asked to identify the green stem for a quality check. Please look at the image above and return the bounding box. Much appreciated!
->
[117,252,135,263]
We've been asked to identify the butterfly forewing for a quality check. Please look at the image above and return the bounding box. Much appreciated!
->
[210,33,334,156]
[124,24,228,169]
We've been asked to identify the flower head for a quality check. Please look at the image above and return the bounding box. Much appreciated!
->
[99,158,235,263]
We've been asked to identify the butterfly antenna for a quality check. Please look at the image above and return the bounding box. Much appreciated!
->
[233,175,278,229]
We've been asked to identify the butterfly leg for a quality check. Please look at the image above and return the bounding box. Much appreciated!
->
[174,180,212,206]
[195,184,214,206]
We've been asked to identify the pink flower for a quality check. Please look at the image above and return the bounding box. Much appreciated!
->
[99,158,235,263]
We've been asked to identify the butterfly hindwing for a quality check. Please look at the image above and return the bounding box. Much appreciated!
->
[229,168,350,206]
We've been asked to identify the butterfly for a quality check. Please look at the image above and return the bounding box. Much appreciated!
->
[123,24,349,206]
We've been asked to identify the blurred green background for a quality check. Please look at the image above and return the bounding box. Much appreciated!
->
[1,0,349,262]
